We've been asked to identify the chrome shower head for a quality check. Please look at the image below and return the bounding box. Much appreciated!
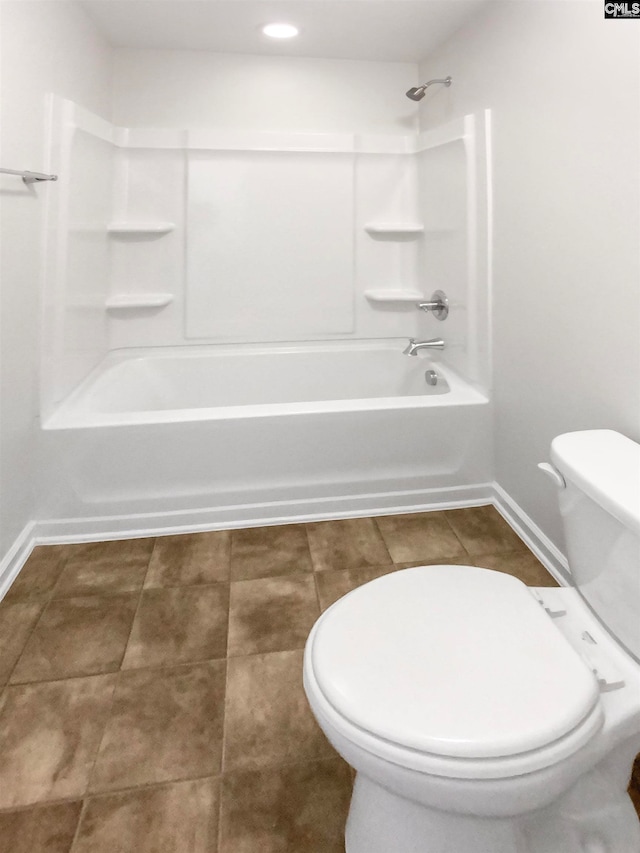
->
[406,87,427,102]
[405,77,452,101]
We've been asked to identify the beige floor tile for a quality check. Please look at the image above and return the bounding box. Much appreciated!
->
[230,525,312,581]
[629,779,640,819]
[473,550,560,586]
[122,585,228,669]
[306,518,391,572]
[90,661,225,793]
[10,595,138,684]
[224,650,334,772]
[74,778,219,853]
[54,539,153,598]
[314,565,399,611]
[146,531,231,588]
[0,800,82,853]
[0,599,47,687]
[444,506,526,555]
[0,674,117,809]
[629,755,640,818]
[228,575,319,656]
[220,759,351,853]
[4,546,68,601]
[375,512,466,563]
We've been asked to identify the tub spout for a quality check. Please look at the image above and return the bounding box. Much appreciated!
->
[403,338,445,356]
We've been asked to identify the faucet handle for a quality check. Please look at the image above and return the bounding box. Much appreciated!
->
[416,290,448,320]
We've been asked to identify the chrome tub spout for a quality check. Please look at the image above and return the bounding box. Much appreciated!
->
[403,338,445,356]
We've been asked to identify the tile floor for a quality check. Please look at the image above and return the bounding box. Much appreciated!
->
[0,506,637,852]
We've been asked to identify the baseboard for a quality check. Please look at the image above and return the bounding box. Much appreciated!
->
[0,522,36,600]
[33,483,495,544]
[3,483,567,594]
[491,482,570,585]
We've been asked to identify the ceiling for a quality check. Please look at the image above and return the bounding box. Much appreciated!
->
[81,1,487,63]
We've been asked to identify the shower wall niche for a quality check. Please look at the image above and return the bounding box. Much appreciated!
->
[41,96,490,419]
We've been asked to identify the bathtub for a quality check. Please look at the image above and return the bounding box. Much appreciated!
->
[39,342,492,535]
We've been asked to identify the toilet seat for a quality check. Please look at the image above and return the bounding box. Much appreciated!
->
[307,565,604,779]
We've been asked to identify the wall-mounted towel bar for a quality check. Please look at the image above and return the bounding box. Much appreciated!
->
[0,167,58,183]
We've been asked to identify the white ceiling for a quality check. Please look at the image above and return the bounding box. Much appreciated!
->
[81,1,487,63]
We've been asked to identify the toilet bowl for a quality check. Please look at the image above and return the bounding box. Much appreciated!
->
[303,430,640,853]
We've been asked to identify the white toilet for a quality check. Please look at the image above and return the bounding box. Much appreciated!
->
[304,430,640,853]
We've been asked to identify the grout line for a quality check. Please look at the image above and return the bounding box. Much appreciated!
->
[371,515,401,567]
[117,539,157,670]
[68,796,89,852]
[46,547,73,601]
[222,753,346,779]
[370,517,393,566]
[438,509,468,555]
[3,594,58,689]
[0,773,231,812]
[84,771,222,803]
[302,521,328,576]
[0,657,229,690]
[219,531,233,852]
[81,673,120,802]
[83,540,157,795]
[218,648,231,851]
[312,573,323,613]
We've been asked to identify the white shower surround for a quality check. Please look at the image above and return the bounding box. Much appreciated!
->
[37,97,492,540]
[42,98,490,411]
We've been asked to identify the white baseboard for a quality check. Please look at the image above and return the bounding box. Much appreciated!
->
[491,482,570,585]
[1,483,568,595]
[0,522,36,600]
[33,483,494,544]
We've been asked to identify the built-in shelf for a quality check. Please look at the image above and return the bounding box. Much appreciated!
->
[107,221,175,235]
[106,294,174,310]
[364,289,424,304]
[364,223,424,237]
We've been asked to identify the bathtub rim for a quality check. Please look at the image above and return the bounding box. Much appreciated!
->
[43,340,489,430]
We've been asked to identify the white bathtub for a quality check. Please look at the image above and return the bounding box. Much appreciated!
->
[40,343,492,534]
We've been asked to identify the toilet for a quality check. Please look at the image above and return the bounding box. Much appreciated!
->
[303,430,640,853]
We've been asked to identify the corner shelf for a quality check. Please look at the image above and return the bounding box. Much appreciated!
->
[107,221,175,236]
[106,294,174,310]
[364,223,424,238]
[364,289,424,304]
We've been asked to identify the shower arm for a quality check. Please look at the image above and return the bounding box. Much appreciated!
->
[419,77,452,90]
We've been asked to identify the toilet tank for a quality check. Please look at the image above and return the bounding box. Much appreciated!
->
[550,430,640,662]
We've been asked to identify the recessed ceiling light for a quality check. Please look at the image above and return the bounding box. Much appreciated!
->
[262,23,299,39]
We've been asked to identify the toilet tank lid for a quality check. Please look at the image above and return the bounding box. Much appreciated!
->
[551,430,640,536]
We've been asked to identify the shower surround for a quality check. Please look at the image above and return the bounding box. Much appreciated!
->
[37,95,491,539]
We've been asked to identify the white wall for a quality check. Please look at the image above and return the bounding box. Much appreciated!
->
[418,1,640,551]
[0,1,113,561]
[112,49,417,134]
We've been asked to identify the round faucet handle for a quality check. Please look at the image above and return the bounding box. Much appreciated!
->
[416,290,448,320]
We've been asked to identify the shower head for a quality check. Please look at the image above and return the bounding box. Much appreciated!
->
[406,76,452,101]
[406,87,427,101]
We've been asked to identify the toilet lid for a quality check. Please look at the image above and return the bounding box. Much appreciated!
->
[310,565,600,760]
